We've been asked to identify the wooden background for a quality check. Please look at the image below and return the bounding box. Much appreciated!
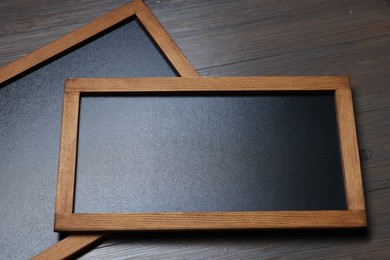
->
[1,0,389,258]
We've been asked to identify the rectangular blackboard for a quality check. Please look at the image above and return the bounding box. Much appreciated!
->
[55,77,366,231]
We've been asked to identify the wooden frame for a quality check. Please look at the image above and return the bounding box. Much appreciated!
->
[55,76,366,232]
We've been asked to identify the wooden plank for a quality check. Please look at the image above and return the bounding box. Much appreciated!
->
[136,5,198,78]
[334,86,365,210]
[362,164,390,192]
[55,211,366,232]
[65,76,348,92]
[31,234,109,260]
[55,91,80,216]
[161,0,390,69]
[0,0,145,84]
[145,0,388,34]
[357,106,390,169]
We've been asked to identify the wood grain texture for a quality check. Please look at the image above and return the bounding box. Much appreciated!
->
[1,0,389,259]
[65,76,349,92]
[335,86,366,210]
[31,234,108,260]
[136,5,198,78]
[55,91,80,216]
[161,0,390,70]
[55,211,366,232]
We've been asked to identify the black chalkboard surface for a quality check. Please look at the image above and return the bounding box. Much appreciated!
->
[75,93,346,213]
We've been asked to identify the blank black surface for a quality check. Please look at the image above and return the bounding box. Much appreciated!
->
[75,93,346,213]
[0,19,176,259]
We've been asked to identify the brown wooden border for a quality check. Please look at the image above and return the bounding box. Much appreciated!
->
[55,76,366,232]
[31,234,110,260]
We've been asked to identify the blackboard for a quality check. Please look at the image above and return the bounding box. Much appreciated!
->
[75,92,346,213]
[55,77,366,231]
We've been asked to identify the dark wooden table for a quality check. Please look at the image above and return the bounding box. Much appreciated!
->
[1,0,389,258]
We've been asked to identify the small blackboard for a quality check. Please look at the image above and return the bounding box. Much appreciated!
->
[75,93,345,213]
[55,77,366,231]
